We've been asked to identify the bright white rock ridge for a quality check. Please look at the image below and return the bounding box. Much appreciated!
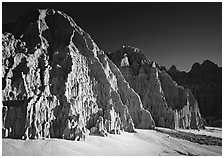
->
[2,9,155,140]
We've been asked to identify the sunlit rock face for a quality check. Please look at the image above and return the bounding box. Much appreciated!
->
[107,46,204,129]
[2,9,155,140]
[168,60,222,126]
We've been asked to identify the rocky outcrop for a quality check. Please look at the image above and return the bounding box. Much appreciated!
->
[2,9,155,140]
[168,60,222,126]
[107,46,204,129]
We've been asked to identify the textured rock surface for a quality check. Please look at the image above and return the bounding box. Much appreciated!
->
[167,60,222,126]
[107,46,204,129]
[2,9,155,140]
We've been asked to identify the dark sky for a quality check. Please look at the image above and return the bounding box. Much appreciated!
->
[2,2,222,71]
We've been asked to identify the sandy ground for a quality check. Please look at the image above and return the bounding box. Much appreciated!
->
[178,126,222,138]
[2,126,222,156]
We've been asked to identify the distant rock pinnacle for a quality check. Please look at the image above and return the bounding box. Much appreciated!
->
[168,60,222,126]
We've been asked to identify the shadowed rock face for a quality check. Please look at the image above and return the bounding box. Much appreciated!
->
[167,60,222,126]
[107,46,204,129]
[2,9,155,140]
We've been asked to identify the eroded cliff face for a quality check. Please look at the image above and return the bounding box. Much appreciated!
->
[2,9,155,140]
[107,46,204,129]
[168,61,222,126]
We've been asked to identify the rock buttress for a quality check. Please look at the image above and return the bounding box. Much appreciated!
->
[107,46,204,129]
[2,9,155,140]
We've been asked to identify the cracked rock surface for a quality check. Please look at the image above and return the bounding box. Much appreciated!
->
[2,9,155,140]
[107,46,204,129]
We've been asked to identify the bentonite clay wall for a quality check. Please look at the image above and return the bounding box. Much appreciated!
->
[2,9,155,140]
[107,46,204,129]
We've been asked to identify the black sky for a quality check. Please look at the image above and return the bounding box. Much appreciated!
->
[2,2,222,71]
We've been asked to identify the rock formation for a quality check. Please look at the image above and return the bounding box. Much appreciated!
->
[2,9,155,140]
[167,60,222,126]
[107,46,204,129]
